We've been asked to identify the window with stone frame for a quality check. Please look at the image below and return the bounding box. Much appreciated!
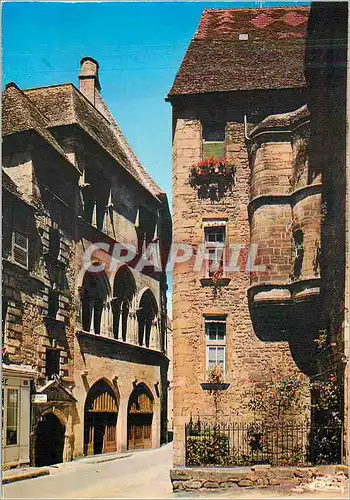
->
[45,348,60,379]
[202,123,226,160]
[205,316,226,374]
[204,226,225,278]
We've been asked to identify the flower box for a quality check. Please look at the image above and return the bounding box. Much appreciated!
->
[200,383,230,391]
[189,156,236,189]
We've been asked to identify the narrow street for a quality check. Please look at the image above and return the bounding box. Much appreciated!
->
[3,443,347,499]
[3,444,174,499]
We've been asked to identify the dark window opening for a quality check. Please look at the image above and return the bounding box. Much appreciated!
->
[81,270,110,335]
[49,226,61,259]
[81,167,111,231]
[45,348,60,379]
[202,123,225,160]
[47,290,59,319]
[112,267,136,341]
[205,226,225,243]
[292,230,304,280]
[137,290,158,347]
[136,207,157,254]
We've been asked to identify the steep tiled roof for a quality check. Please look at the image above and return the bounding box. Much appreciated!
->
[25,85,163,200]
[2,83,78,173]
[168,6,309,97]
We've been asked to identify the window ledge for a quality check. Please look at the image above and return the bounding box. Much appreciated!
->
[200,277,231,287]
[200,383,230,391]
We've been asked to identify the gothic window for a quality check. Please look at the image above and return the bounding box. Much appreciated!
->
[137,290,158,347]
[81,269,110,335]
[135,207,157,254]
[202,123,226,160]
[81,166,111,231]
[205,316,226,374]
[45,348,60,379]
[112,266,136,341]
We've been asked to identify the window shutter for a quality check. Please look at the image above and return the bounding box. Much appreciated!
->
[12,230,28,269]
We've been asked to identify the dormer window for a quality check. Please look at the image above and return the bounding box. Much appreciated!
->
[202,123,225,160]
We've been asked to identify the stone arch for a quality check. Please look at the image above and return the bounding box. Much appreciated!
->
[34,409,67,466]
[137,288,158,347]
[112,265,136,341]
[80,265,111,335]
[87,376,120,405]
[84,379,118,456]
[127,383,154,450]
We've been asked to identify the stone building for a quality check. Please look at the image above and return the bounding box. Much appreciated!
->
[304,1,348,460]
[166,316,173,440]
[167,5,338,466]
[2,57,171,467]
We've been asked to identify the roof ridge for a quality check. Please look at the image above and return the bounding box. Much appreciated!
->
[6,82,52,127]
[95,94,164,196]
[4,83,79,172]
[201,6,310,13]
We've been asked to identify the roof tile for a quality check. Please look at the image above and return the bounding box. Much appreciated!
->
[168,6,309,96]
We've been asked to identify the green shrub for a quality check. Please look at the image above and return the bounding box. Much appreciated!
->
[186,433,229,466]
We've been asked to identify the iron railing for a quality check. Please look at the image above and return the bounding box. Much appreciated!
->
[185,418,342,467]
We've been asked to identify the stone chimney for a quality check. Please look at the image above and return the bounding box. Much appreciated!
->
[79,57,101,105]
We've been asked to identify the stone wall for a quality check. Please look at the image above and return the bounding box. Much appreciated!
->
[170,93,316,466]
[170,465,348,492]
[2,107,171,465]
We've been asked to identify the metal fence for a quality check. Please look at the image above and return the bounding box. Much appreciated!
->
[185,418,342,467]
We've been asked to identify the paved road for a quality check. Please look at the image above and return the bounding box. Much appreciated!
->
[3,443,347,499]
[3,444,174,499]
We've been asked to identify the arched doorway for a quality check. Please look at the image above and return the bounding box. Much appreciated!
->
[112,266,136,340]
[35,413,65,466]
[137,289,158,347]
[127,384,153,450]
[80,268,110,335]
[84,380,118,456]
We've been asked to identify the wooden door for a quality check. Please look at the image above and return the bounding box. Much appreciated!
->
[128,413,152,450]
[103,414,117,453]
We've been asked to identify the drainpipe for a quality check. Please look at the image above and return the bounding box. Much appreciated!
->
[244,114,250,141]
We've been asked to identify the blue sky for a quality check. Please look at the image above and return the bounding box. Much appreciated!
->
[2,1,310,203]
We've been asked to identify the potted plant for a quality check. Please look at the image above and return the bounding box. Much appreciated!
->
[201,365,230,391]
